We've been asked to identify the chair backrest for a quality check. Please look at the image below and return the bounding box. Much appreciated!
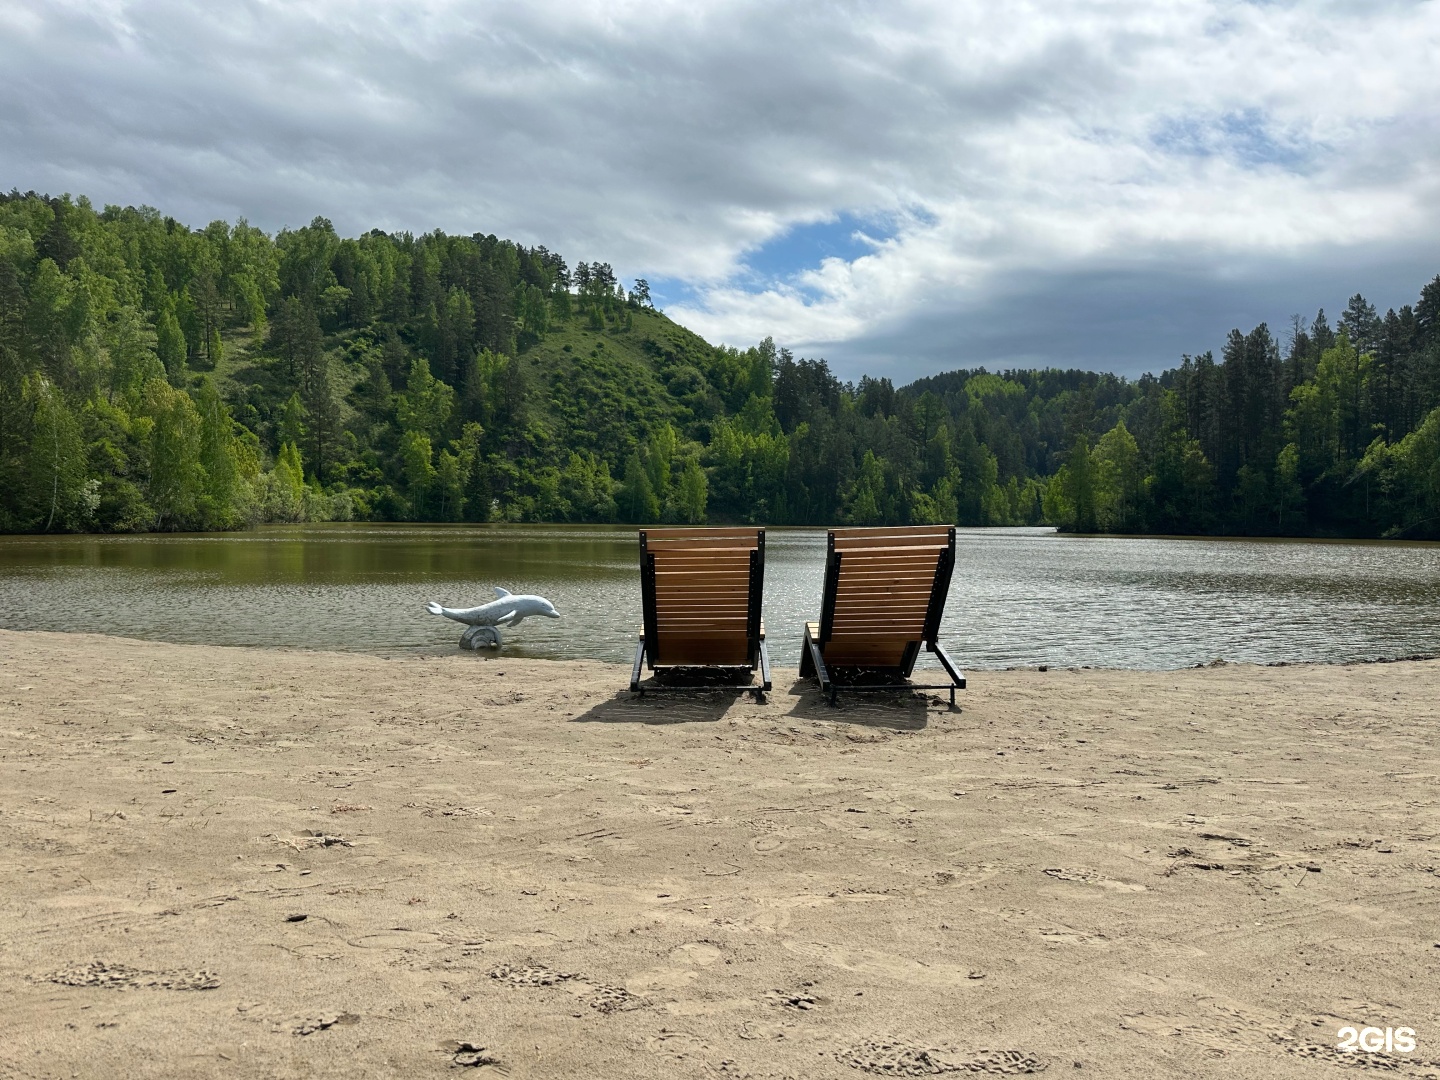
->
[817,525,956,674]
[639,528,765,667]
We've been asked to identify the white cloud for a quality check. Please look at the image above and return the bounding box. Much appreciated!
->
[2,0,1438,376]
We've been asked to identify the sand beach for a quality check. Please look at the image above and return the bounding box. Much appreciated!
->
[2,629,1438,1078]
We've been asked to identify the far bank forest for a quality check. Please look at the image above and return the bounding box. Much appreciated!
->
[2,191,1439,539]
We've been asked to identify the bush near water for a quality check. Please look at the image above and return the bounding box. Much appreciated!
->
[2,190,1439,538]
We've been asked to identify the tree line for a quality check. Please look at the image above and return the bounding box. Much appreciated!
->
[1,190,1437,539]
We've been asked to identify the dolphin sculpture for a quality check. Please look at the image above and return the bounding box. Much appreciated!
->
[426,588,561,649]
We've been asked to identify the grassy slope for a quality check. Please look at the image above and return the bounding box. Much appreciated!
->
[517,306,723,443]
[207,305,726,464]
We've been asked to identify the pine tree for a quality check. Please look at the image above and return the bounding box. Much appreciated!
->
[674,458,708,524]
[144,379,205,529]
[195,377,244,528]
[621,452,659,523]
[155,299,187,386]
[20,375,91,531]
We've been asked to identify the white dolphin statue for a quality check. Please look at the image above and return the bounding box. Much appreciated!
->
[426,588,561,649]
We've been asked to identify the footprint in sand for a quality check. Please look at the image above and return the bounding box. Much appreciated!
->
[43,960,220,991]
[630,942,723,991]
[586,983,643,1013]
[488,963,579,987]
[782,941,977,985]
[1041,867,1147,892]
[489,963,644,1013]
[1036,925,1111,948]
[646,1029,711,1058]
[836,1040,1046,1076]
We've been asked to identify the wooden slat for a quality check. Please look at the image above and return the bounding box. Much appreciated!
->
[836,561,938,573]
[829,610,925,624]
[656,596,754,604]
[655,592,751,601]
[833,584,935,598]
[831,526,951,539]
[653,570,753,579]
[654,586,752,597]
[654,575,752,584]
[653,550,760,558]
[655,591,751,602]
[835,562,939,576]
[655,630,749,640]
[653,564,753,572]
[654,646,750,666]
[654,622,750,633]
[834,545,946,558]
[834,587,933,600]
[654,600,750,612]
[836,551,941,565]
[833,586,934,600]
[653,550,754,557]
[643,527,761,541]
[834,574,937,587]
[654,600,750,610]
[834,571,937,586]
[835,601,933,610]
[646,542,758,554]
[829,633,924,646]
[833,590,933,605]
[653,558,754,567]
[825,641,916,652]
[829,624,925,636]
[654,588,753,597]
[653,567,754,576]
[822,648,910,667]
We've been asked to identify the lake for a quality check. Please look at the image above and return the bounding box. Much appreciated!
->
[2,523,1439,671]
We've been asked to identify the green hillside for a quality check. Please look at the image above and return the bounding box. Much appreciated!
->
[2,190,1439,538]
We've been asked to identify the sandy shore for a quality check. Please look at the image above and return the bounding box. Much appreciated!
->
[1,630,1438,1079]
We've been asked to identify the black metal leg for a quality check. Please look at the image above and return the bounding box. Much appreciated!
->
[930,642,967,692]
[805,635,830,692]
[630,637,646,693]
[758,640,772,692]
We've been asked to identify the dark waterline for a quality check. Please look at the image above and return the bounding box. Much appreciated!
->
[2,523,1439,671]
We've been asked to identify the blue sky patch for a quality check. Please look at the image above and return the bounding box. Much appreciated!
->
[1151,108,1316,171]
[643,274,702,312]
[739,212,893,287]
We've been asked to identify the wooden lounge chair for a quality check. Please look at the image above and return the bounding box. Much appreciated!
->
[630,527,772,699]
[799,525,966,706]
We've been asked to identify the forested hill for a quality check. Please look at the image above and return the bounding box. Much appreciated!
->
[2,190,1438,539]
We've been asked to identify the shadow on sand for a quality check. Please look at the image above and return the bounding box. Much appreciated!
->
[785,679,941,732]
[570,689,746,725]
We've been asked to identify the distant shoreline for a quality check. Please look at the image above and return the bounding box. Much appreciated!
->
[3,626,1437,673]
[5,520,1440,546]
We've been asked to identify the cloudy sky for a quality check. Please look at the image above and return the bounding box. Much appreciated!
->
[3,0,1438,382]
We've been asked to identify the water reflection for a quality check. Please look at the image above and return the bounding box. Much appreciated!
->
[1,523,1438,670]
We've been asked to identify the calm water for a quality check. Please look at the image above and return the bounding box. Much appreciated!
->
[1,523,1439,671]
